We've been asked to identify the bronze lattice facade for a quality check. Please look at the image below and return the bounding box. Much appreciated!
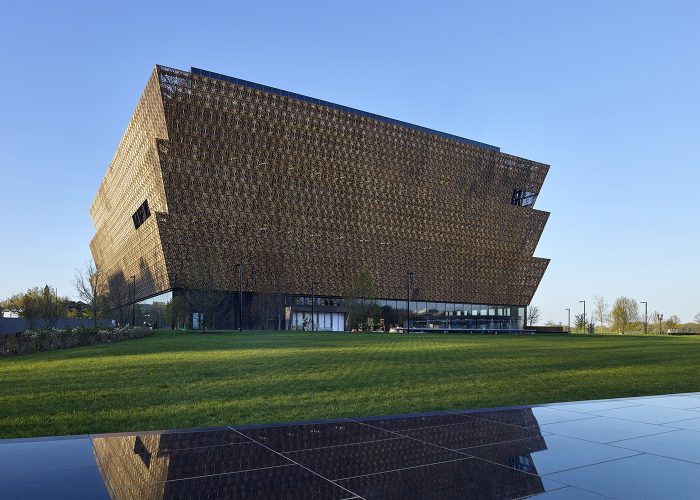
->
[90,65,549,330]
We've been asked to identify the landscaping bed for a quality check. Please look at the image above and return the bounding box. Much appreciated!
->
[0,326,153,356]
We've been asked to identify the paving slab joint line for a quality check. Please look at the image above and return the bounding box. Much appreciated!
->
[348,418,543,477]
[227,426,366,500]
[332,457,473,482]
[281,436,403,455]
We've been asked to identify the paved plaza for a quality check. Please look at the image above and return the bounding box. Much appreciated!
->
[3,393,700,498]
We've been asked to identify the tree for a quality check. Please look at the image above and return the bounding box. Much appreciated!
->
[593,295,610,328]
[526,305,541,326]
[2,288,42,329]
[694,313,700,325]
[346,269,381,331]
[107,272,130,326]
[250,254,288,330]
[165,296,188,330]
[187,249,224,332]
[573,313,586,332]
[74,261,108,330]
[665,315,680,332]
[1,286,69,330]
[650,311,664,334]
[39,285,69,329]
[611,296,639,334]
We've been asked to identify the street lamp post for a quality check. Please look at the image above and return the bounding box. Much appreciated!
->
[406,272,414,334]
[659,313,664,335]
[131,275,136,327]
[310,281,318,331]
[235,261,244,332]
[640,301,647,334]
[565,308,571,333]
[579,300,586,333]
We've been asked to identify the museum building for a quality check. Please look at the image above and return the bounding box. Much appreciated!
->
[90,65,550,331]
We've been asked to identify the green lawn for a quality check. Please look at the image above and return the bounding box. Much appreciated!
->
[1,330,699,439]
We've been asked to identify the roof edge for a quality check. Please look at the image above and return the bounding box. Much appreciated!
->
[187,66,500,153]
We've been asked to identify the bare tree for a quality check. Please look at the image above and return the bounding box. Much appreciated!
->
[574,313,586,332]
[593,295,610,328]
[611,296,639,334]
[187,249,224,332]
[165,296,188,330]
[527,305,541,326]
[249,254,288,330]
[107,272,130,326]
[74,261,108,330]
[347,269,381,331]
[694,312,700,325]
[650,310,663,334]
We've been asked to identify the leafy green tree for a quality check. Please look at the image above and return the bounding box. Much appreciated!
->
[665,315,680,332]
[39,285,69,328]
[611,296,639,334]
[1,286,69,329]
[2,288,42,329]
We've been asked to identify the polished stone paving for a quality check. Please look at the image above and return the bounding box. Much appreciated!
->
[2,392,700,499]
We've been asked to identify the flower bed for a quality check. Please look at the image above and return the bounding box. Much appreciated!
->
[0,327,154,357]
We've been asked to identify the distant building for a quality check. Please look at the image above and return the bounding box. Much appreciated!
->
[90,66,549,331]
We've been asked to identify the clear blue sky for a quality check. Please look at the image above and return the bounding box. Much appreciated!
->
[1,1,698,323]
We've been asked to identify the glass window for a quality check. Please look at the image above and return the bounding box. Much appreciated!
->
[427,302,438,316]
[415,302,427,315]
[435,302,446,317]
[511,189,537,207]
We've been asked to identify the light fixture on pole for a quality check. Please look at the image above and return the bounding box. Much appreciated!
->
[406,272,414,334]
[565,308,571,333]
[235,262,244,332]
[579,300,586,333]
[131,275,136,327]
[310,281,319,331]
[640,301,647,334]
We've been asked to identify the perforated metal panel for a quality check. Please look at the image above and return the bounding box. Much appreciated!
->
[90,65,549,308]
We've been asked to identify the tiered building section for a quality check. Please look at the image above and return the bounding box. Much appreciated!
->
[90,65,550,330]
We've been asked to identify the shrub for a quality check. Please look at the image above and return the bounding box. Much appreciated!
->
[0,326,153,357]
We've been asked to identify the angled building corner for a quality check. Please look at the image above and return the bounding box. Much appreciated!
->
[90,67,171,301]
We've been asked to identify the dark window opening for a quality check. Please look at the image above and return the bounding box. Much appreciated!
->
[132,200,151,229]
[511,189,537,207]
